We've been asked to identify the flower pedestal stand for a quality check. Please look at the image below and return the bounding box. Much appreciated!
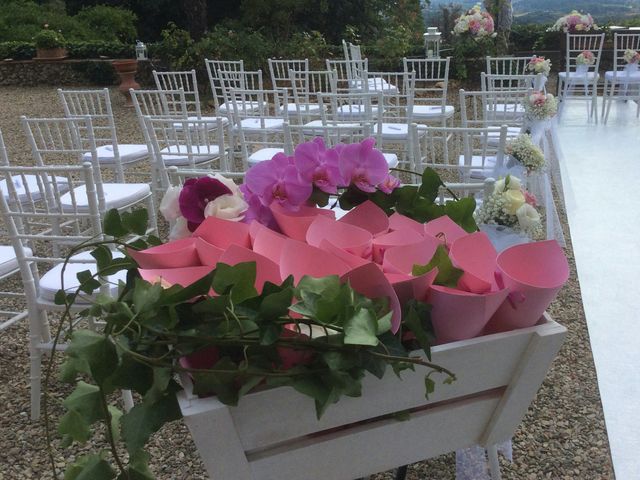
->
[178,314,566,480]
[112,59,140,107]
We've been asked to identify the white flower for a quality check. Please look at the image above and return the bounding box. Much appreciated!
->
[507,176,521,190]
[209,173,243,197]
[159,186,182,222]
[169,216,190,240]
[203,194,248,222]
[504,189,526,215]
[494,175,522,193]
[516,203,541,231]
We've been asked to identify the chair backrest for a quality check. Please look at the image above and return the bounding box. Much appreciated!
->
[57,88,118,146]
[205,59,245,112]
[153,70,203,117]
[289,69,338,122]
[130,88,188,146]
[482,73,536,92]
[317,91,382,124]
[437,178,495,205]
[342,39,351,62]
[268,58,309,93]
[365,71,415,123]
[283,121,375,155]
[326,59,368,91]
[144,116,230,189]
[485,56,531,76]
[565,33,605,73]
[228,88,288,123]
[459,89,528,128]
[612,33,640,71]
[218,69,265,115]
[21,116,110,212]
[403,57,450,109]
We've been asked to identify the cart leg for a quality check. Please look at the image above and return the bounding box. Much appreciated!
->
[487,444,501,480]
[395,465,408,480]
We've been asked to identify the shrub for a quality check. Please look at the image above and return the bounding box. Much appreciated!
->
[0,41,36,60]
[274,31,329,67]
[67,41,135,59]
[368,24,420,70]
[34,29,66,49]
[152,22,198,71]
[194,24,272,71]
[74,6,137,44]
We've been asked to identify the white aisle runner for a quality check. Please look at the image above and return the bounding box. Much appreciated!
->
[556,99,640,479]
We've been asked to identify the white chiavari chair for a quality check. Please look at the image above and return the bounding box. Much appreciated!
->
[485,56,531,76]
[602,32,640,123]
[289,69,336,124]
[130,88,189,146]
[403,57,454,126]
[205,59,245,114]
[268,58,309,118]
[459,89,526,144]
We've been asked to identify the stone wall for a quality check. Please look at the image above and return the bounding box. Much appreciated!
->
[0,59,155,87]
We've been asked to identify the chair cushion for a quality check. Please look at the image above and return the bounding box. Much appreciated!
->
[281,103,323,115]
[0,245,32,277]
[248,148,285,166]
[82,144,148,165]
[383,153,399,168]
[38,251,126,303]
[172,116,228,130]
[1,175,69,202]
[349,78,397,93]
[373,123,409,140]
[336,104,380,119]
[301,120,363,135]
[239,118,285,130]
[458,155,498,179]
[61,183,151,211]
[159,145,220,166]
[219,100,264,113]
[604,70,640,82]
[412,105,455,118]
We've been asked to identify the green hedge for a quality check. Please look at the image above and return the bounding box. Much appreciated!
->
[0,41,134,60]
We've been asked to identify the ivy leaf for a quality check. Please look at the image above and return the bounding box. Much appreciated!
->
[425,375,436,399]
[90,245,113,271]
[108,405,123,443]
[191,357,239,405]
[444,197,478,233]
[412,245,464,288]
[117,450,154,480]
[121,394,181,455]
[106,353,154,395]
[309,187,330,207]
[65,330,119,386]
[99,257,136,276]
[59,408,91,444]
[258,323,282,346]
[76,269,101,295]
[121,209,149,236]
[343,308,378,346]
[160,270,215,305]
[376,311,392,335]
[402,300,434,359]
[63,453,116,480]
[212,262,258,303]
[259,286,294,320]
[103,209,128,238]
[132,279,163,315]
[418,167,445,203]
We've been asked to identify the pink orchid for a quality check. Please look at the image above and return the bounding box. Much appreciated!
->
[378,173,401,194]
[179,177,232,231]
[245,152,312,210]
[524,190,538,207]
[239,184,279,230]
[338,138,389,193]
[294,137,342,194]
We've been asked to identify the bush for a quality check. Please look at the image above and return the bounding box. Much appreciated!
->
[67,41,134,59]
[194,24,272,71]
[0,41,36,60]
[34,29,66,49]
[368,24,420,70]
[74,5,137,44]
[274,31,329,67]
[151,22,197,71]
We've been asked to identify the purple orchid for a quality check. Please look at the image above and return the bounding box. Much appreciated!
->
[378,173,401,194]
[294,137,342,194]
[179,177,232,231]
[245,153,312,210]
[240,184,279,230]
[338,138,389,193]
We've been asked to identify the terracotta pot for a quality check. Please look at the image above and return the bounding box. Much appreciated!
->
[112,59,140,107]
[34,47,67,61]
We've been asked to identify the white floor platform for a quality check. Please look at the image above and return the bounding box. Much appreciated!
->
[557,98,640,480]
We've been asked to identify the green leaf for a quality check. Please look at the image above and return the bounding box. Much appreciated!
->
[444,197,478,233]
[393,410,412,421]
[191,357,239,405]
[108,405,123,443]
[322,351,358,371]
[412,245,464,288]
[99,257,136,276]
[376,311,392,335]
[402,300,434,358]
[259,287,294,320]
[59,408,91,444]
[54,289,68,306]
[76,269,101,295]
[418,167,445,203]
[106,353,154,395]
[309,187,330,207]
[117,450,154,480]
[258,323,282,346]
[121,209,149,236]
[212,262,258,303]
[65,330,119,385]
[160,270,215,305]
[103,209,128,238]
[90,245,113,271]
[132,279,163,314]
[343,308,378,346]
[121,394,181,455]
[425,375,435,399]
[64,453,116,480]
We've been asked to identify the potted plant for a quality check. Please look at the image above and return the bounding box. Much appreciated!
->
[112,59,140,106]
[34,27,67,61]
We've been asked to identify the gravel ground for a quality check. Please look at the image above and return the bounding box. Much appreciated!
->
[0,85,613,479]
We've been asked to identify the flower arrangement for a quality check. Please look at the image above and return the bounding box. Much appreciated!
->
[505,134,546,172]
[453,3,496,39]
[623,49,640,64]
[527,56,551,76]
[576,50,595,66]
[475,175,543,239]
[523,91,558,121]
[548,10,598,33]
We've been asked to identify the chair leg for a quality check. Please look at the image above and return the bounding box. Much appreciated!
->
[487,444,502,480]
[601,79,608,122]
[146,194,158,236]
[29,336,42,420]
[604,81,615,124]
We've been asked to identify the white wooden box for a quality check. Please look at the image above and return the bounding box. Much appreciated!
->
[178,314,566,480]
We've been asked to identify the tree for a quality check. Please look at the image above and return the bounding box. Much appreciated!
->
[485,0,512,53]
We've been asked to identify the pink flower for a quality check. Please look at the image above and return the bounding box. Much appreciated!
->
[338,138,389,193]
[245,152,312,210]
[179,177,232,231]
[469,19,482,34]
[294,137,342,194]
[524,190,538,207]
[240,184,279,230]
[378,173,401,194]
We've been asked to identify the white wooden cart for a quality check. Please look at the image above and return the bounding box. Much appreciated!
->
[178,314,566,480]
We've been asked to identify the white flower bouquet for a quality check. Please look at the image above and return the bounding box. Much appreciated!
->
[453,3,496,39]
[523,91,558,121]
[475,175,544,240]
[576,50,595,66]
[505,134,546,172]
[623,49,640,65]
[548,10,598,33]
[527,56,551,76]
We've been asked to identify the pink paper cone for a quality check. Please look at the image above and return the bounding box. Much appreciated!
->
[339,200,389,236]
[306,214,373,259]
[192,216,251,249]
[372,229,425,264]
[195,237,225,266]
[485,240,569,333]
[449,232,498,294]
[424,216,468,246]
[127,237,200,269]
[319,239,371,269]
[279,239,350,283]
[385,268,438,304]
[428,285,509,344]
[341,262,402,333]
[382,237,441,275]
[271,203,335,241]
[219,244,282,293]
[251,223,288,264]
[138,265,215,288]
[388,212,425,235]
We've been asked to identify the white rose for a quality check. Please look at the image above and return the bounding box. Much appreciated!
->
[504,189,526,215]
[493,178,506,193]
[516,203,541,230]
[203,194,248,222]
[209,173,243,197]
[169,216,190,240]
[506,176,521,190]
[159,186,182,222]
